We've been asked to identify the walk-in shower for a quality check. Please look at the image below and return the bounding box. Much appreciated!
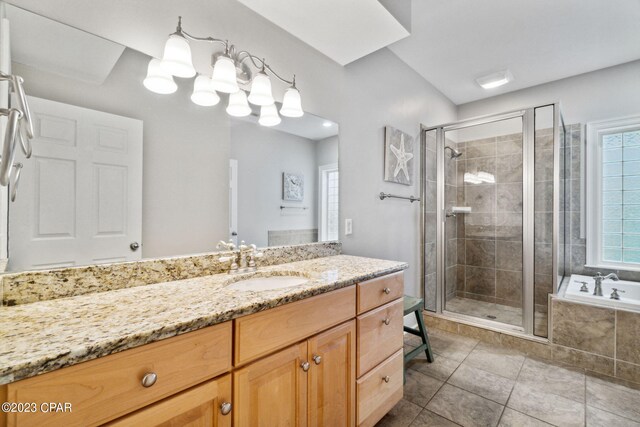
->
[421,104,567,338]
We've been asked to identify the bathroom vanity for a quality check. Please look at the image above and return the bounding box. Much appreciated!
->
[0,253,407,427]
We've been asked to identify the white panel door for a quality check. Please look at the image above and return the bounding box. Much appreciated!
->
[8,96,142,271]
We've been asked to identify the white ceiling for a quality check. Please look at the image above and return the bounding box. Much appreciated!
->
[235,0,409,65]
[5,4,124,84]
[389,0,640,104]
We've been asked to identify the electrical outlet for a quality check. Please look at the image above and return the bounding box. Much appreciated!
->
[345,219,353,235]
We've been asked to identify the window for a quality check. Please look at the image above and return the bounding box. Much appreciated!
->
[587,115,640,270]
[319,164,339,241]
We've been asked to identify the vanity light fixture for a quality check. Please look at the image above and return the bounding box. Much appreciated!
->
[476,69,513,89]
[258,104,282,127]
[143,59,177,94]
[145,16,304,123]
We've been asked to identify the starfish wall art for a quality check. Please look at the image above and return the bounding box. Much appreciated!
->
[384,126,414,185]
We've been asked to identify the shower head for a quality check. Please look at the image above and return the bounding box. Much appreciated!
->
[445,146,463,158]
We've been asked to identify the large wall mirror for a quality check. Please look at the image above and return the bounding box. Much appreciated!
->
[2,4,339,272]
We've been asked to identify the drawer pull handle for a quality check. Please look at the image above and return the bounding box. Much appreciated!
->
[301,361,310,372]
[382,318,391,325]
[220,402,232,415]
[141,372,157,388]
[383,375,390,383]
[383,287,391,294]
[313,355,322,365]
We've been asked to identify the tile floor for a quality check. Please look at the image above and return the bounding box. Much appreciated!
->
[376,328,640,427]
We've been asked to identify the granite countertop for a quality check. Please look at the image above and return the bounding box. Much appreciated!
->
[0,255,407,385]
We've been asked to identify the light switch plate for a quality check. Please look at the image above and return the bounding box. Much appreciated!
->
[345,219,353,235]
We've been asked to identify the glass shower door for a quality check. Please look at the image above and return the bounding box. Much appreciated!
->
[441,117,525,328]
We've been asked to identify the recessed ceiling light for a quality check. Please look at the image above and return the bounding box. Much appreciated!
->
[322,121,333,127]
[476,69,513,89]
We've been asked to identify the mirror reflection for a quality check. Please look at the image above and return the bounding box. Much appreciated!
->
[4,4,339,272]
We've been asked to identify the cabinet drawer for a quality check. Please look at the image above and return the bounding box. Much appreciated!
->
[234,286,356,366]
[5,322,232,427]
[356,349,403,427]
[105,375,232,427]
[357,272,403,315]
[356,298,403,377]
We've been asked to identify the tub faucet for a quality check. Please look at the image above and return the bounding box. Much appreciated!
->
[593,272,619,297]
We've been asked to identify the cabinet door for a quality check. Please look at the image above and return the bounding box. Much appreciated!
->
[234,342,308,427]
[308,320,356,427]
[105,374,232,427]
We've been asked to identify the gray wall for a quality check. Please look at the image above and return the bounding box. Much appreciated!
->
[316,135,339,167]
[230,121,319,248]
[12,48,230,259]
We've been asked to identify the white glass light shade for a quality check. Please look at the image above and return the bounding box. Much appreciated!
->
[143,58,177,94]
[211,56,239,93]
[160,34,196,78]
[280,87,303,117]
[248,71,274,106]
[190,75,220,106]
[226,90,251,117]
[259,104,281,127]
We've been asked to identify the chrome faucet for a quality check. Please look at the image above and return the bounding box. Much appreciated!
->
[217,240,263,274]
[593,272,619,296]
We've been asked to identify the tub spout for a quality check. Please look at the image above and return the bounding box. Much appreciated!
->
[593,272,619,297]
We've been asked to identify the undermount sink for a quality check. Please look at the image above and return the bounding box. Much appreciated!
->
[225,275,309,292]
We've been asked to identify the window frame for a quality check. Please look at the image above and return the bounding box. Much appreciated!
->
[318,163,339,241]
[586,114,640,271]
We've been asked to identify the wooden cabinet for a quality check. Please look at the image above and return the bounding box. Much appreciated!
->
[355,274,404,426]
[234,320,356,427]
[105,375,232,427]
[4,323,232,427]
[2,270,405,427]
[308,321,356,427]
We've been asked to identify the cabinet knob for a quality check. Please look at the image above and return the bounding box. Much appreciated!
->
[220,402,232,415]
[382,318,391,325]
[313,355,322,365]
[130,242,140,251]
[383,287,391,294]
[383,375,390,383]
[301,361,310,372]
[141,372,157,387]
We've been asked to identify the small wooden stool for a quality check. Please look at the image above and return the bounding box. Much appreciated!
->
[403,295,434,382]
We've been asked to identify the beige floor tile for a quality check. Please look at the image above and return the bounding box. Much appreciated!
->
[517,357,585,403]
[586,406,640,427]
[404,368,445,407]
[410,409,460,427]
[507,382,585,427]
[428,328,479,362]
[498,408,553,426]
[448,363,515,405]
[409,353,461,382]
[375,399,423,427]
[463,342,525,380]
[426,384,504,427]
[586,375,640,421]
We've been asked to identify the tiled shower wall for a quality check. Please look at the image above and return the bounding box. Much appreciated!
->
[451,133,525,308]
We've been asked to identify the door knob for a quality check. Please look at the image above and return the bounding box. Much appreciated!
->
[383,287,391,294]
[383,375,390,383]
[312,355,322,365]
[301,361,310,372]
[130,242,140,251]
[382,318,391,325]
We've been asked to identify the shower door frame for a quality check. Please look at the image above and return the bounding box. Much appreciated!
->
[420,104,561,337]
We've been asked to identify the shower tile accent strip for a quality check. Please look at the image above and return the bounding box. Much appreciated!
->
[1,241,341,306]
[424,299,640,385]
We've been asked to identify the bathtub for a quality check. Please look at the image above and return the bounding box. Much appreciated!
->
[563,274,640,311]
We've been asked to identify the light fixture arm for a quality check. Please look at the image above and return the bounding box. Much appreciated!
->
[236,52,295,86]
[172,17,296,87]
